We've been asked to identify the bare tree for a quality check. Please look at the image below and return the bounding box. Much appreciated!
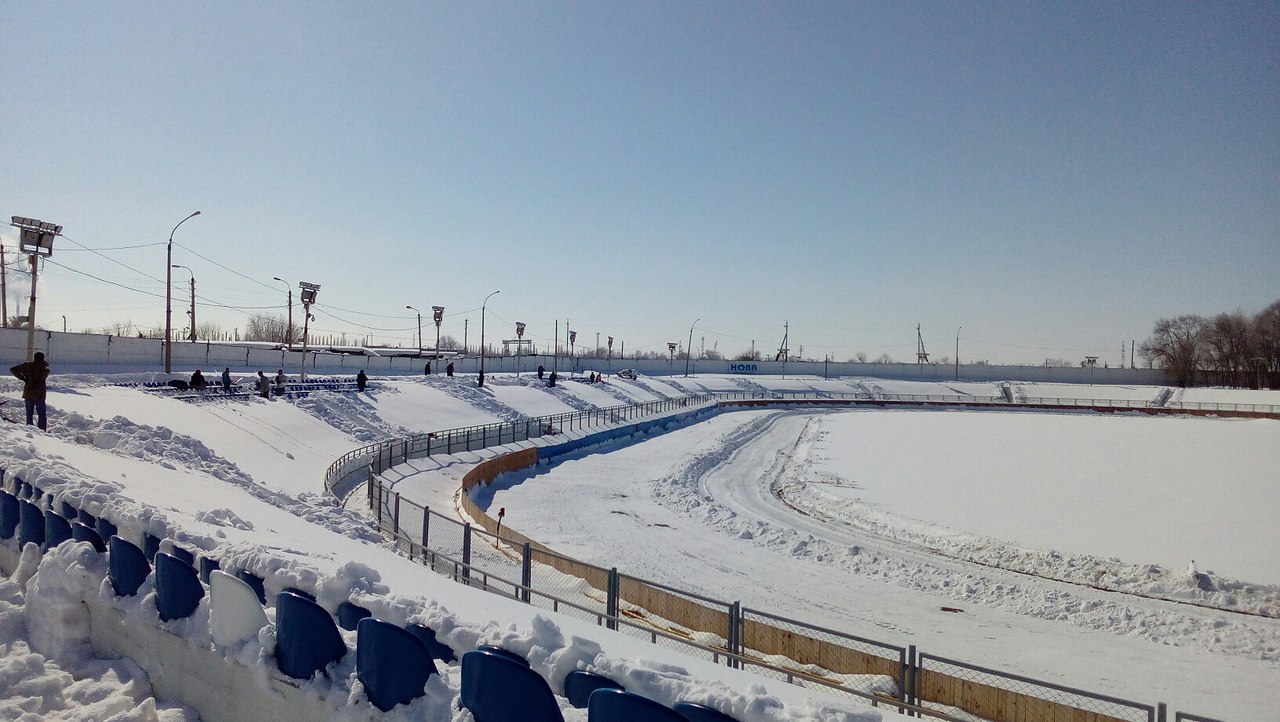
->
[1203,311,1251,386]
[243,314,292,344]
[1139,315,1206,387]
[1252,299,1280,388]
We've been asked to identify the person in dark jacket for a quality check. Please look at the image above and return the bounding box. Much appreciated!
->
[446,362,454,377]
[221,367,232,393]
[190,369,207,391]
[10,352,50,430]
[537,365,545,380]
[356,369,368,391]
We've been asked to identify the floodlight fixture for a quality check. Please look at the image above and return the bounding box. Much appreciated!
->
[432,306,444,325]
[10,216,60,257]
[299,281,320,305]
[516,322,525,339]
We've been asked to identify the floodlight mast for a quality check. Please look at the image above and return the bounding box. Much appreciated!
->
[478,290,499,387]
[10,216,61,361]
[298,282,320,380]
[432,306,444,364]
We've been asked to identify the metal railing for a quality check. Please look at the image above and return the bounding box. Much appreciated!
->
[915,652,1157,722]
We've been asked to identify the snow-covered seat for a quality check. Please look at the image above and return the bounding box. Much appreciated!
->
[43,509,73,549]
[95,516,118,542]
[235,569,267,604]
[199,556,220,583]
[275,590,347,680]
[209,570,268,648]
[18,499,44,548]
[337,601,371,631]
[460,648,563,722]
[0,490,18,540]
[155,552,204,622]
[564,669,623,708]
[356,617,438,711]
[70,521,106,552]
[588,688,686,722]
[109,536,151,597]
[406,623,457,663]
[476,644,529,667]
[673,701,739,722]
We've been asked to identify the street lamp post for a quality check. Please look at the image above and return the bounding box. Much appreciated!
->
[955,326,962,381]
[165,211,201,373]
[478,290,499,387]
[406,305,422,356]
[684,318,700,377]
[273,277,293,348]
[172,265,196,340]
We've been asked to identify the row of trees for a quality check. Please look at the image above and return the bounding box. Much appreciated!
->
[1139,299,1280,388]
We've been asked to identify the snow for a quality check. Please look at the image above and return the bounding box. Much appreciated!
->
[1,371,1278,721]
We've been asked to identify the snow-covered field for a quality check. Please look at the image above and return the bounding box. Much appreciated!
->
[1,372,1278,721]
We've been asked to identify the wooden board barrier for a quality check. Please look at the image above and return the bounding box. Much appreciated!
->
[917,668,1130,722]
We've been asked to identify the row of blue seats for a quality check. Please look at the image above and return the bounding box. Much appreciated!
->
[1,470,740,720]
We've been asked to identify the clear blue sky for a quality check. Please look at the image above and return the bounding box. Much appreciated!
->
[2,2,1276,365]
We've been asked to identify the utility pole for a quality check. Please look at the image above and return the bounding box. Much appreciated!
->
[1,243,7,328]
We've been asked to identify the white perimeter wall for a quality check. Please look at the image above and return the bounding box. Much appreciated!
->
[0,327,1168,385]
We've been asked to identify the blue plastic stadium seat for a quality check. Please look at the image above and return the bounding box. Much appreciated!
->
[18,500,45,548]
[71,522,107,553]
[236,569,267,604]
[406,623,457,663]
[169,545,195,567]
[143,533,161,560]
[282,586,316,602]
[337,601,372,631]
[0,491,18,540]
[357,617,438,712]
[673,701,739,722]
[95,517,118,541]
[199,556,221,583]
[477,644,530,667]
[109,536,152,597]
[60,501,78,519]
[18,481,32,499]
[460,649,563,722]
[588,689,686,722]
[43,509,73,549]
[275,591,347,680]
[77,508,96,527]
[565,670,624,708]
[155,552,205,622]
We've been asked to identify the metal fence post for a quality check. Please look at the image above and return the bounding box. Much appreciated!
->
[393,493,401,547]
[421,505,430,552]
[521,542,532,603]
[728,601,741,669]
[1156,703,1166,722]
[462,523,472,585]
[907,645,917,714]
[606,567,619,630]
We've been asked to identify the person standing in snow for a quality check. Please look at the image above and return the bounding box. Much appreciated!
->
[257,370,271,399]
[446,362,454,377]
[274,369,286,397]
[424,362,431,375]
[221,367,232,394]
[10,351,50,430]
[356,369,368,391]
[190,369,207,391]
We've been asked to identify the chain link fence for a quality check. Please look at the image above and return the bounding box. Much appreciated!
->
[915,653,1157,722]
